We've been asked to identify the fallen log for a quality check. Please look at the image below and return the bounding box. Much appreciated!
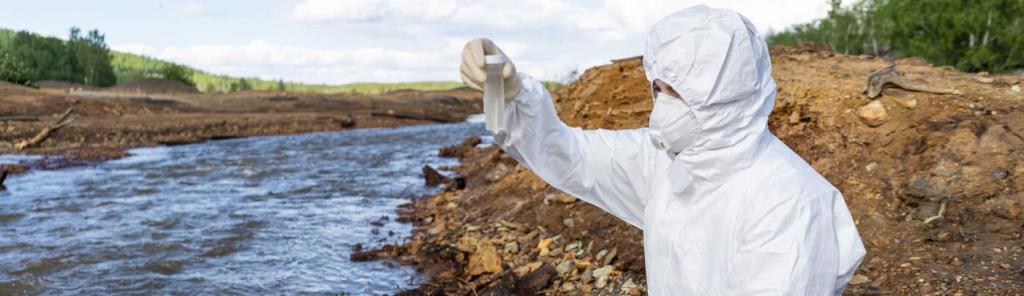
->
[371,111,459,123]
[863,65,961,99]
[15,107,76,150]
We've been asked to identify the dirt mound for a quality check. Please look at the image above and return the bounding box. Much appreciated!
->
[37,80,100,91]
[111,77,198,94]
[398,49,1024,294]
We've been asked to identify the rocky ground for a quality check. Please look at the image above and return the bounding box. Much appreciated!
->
[383,47,1024,295]
[0,80,482,175]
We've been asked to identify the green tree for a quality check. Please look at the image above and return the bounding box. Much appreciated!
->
[1,27,116,86]
[10,31,65,83]
[159,63,195,87]
[277,79,286,91]
[0,51,33,86]
[68,28,116,86]
[237,78,251,91]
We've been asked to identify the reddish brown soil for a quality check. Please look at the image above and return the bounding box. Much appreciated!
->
[395,48,1024,295]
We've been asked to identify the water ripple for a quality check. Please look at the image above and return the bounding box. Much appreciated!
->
[0,121,484,294]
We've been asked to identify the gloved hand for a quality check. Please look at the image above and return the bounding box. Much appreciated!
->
[460,38,521,101]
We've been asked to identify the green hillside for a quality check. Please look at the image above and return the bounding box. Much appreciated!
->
[1,27,466,94]
[108,50,465,94]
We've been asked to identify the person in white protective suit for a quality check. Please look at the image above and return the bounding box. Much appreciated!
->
[459,5,865,295]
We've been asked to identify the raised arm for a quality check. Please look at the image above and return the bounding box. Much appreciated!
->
[460,38,661,228]
[493,76,660,228]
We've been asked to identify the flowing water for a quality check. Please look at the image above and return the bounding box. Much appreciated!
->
[0,119,486,295]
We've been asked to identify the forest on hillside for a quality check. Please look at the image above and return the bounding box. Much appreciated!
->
[769,0,1024,72]
[0,27,203,89]
[0,28,118,87]
[0,28,465,94]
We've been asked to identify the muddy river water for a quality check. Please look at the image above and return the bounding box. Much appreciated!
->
[0,119,486,294]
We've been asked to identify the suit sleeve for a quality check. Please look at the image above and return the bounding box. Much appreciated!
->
[493,75,660,229]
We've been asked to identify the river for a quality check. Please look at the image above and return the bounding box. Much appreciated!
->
[0,118,486,295]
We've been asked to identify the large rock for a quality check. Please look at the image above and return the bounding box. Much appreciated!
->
[906,175,953,201]
[439,135,482,158]
[986,194,1023,220]
[857,99,888,127]
[466,239,503,276]
[890,96,918,109]
[515,263,557,294]
[544,192,577,204]
[422,165,450,187]
[485,163,512,182]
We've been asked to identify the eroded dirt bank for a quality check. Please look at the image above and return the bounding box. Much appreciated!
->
[392,48,1024,295]
[0,82,482,173]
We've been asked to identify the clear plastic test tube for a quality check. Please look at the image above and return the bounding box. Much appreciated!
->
[484,54,505,134]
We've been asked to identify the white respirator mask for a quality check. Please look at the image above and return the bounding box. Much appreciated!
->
[648,92,699,155]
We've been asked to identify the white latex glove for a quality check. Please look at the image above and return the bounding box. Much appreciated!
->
[460,38,521,100]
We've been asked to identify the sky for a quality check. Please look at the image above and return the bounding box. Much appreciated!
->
[0,0,832,84]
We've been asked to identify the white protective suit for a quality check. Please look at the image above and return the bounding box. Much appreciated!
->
[492,5,865,295]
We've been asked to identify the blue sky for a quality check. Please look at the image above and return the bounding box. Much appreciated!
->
[0,0,831,84]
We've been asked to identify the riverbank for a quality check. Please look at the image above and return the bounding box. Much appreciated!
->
[0,82,482,175]
[393,47,1024,294]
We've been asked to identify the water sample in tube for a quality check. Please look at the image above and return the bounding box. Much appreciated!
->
[484,54,505,134]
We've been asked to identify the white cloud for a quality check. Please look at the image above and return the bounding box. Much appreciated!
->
[292,0,457,22]
[179,2,207,16]
[601,0,830,34]
[113,40,465,83]
[116,1,832,84]
[292,0,385,22]
[291,0,628,41]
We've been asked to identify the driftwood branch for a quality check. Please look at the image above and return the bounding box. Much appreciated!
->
[14,107,76,150]
[371,111,459,123]
[863,65,961,99]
